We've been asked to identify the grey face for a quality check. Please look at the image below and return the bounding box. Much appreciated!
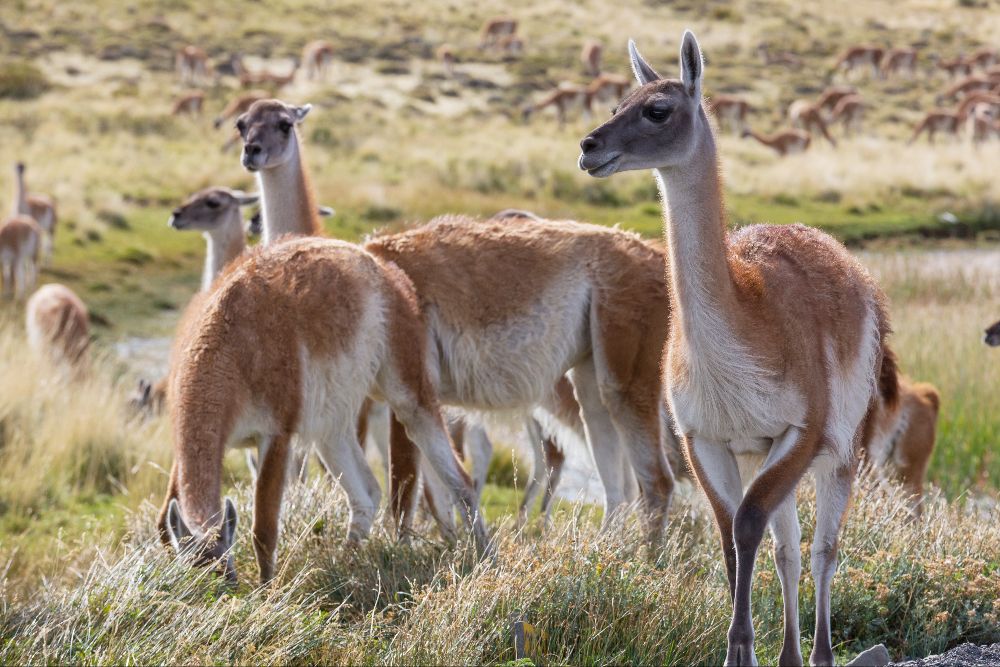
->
[236,99,311,172]
[985,319,1000,347]
[578,32,706,177]
[168,187,259,231]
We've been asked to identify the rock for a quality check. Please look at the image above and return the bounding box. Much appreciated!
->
[889,642,1000,667]
[848,644,891,667]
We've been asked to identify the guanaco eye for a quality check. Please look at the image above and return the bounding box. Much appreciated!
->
[205,198,220,209]
[278,120,292,133]
[235,119,246,135]
[645,105,672,122]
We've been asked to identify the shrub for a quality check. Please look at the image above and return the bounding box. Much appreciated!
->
[0,61,50,100]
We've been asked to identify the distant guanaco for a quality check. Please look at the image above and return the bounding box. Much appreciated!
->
[581,40,603,77]
[302,40,334,81]
[479,16,517,50]
[741,127,811,155]
[710,95,753,134]
[25,283,90,376]
[881,47,917,78]
[830,94,865,137]
[522,83,588,126]
[833,45,884,79]
[0,215,41,299]
[787,99,836,146]
[176,44,209,85]
[171,90,204,116]
[909,109,962,144]
[12,162,56,263]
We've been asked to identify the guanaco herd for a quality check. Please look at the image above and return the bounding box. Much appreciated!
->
[9,24,1000,667]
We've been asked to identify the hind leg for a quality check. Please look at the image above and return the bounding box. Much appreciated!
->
[539,436,565,524]
[570,361,629,528]
[1,260,12,299]
[388,413,423,537]
[313,427,382,542]
[809,459,853,667]
[253,433,292,583]
[464,423,493,501]
[518,416,549,527]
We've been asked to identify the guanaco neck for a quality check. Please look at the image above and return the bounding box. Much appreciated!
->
[256,134,320,245]
[13,167,27,217]
[202,208,246,292]
[655,109,742,347]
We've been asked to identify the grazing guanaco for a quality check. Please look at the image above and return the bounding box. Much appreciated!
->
[237,99,679,544]
[583,74,630,116]
[579,32,897,666]
[741,127,811,155]
[816,84,857,115]
[0,215,41,299]
[909,109,962,144]
[787,99,836,146]
[25,283,90,375]
[497,34,524,56]
[834,44,884,79]
[830,94,865,136]
[709,95,753,135]
[159,237,492,584]
[956,91,1000,120]
[479,16,518,50]
[302,40,334,81]
[865,373,939,519]
[171,90,204,117]
[436,44,456,77]
[232,55,298,89]
[176,44,209,86]
[581,40,603,76]
[970,104,1000,144]
[984,319,1000,346]
[881,47,917,78]
[12,162,56,263]
[938,55,972,79]
[522,83,588,126]
[129,376,168,418]
[755,43,803,69]
[938,75,993,103]
[969,47,998,71]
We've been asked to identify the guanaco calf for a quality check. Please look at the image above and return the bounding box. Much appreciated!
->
[302,40,334,81]
[580,31,896,665]
[171,91,204,117]
[0,215,41,299]
[160,238,491,584]
[741,127,811,155]
[12,162,57,263]
[25,283,90,375]
[865,373,939,518]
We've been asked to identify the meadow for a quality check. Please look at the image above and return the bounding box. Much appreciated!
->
[1,0,999,664]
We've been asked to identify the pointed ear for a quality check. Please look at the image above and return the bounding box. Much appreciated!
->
[293,104,312,124]
[222,497,238,546]
[628,39,660,86]
[317,205,335,218]
[679,30,704,100]
[228,190,260,207]
[141,381,152,403]
[166,499,191,551]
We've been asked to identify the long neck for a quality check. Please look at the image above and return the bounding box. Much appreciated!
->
[256,136,320,244]
[655,111,739,343]
[13,168,26,216]
[202,208,246,291]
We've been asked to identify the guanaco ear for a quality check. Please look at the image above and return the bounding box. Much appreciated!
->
[628,39,660,86]
[228,189,260,207]
[222,497,238,546]
[141,380,152,404]
[292,104,312,124]
[679,30,704,100]
[317,205,335,217]
[166,499,191,552]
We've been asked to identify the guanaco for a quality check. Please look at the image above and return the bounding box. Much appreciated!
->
[25,283,90,375]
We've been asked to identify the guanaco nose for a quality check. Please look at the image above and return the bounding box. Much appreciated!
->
[244,143,263,157]
[580,135,601,153]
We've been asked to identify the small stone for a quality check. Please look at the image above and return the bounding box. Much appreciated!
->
[847,644,891,667]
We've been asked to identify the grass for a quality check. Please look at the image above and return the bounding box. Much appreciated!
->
[1,0,1000,662]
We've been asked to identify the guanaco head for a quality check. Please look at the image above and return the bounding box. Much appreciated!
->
[984,319,1000,347]
[578,30,706,177]
[14,162,25,175]
[168,187,259,232]
[165,497,239,584]
[236,99,312,172]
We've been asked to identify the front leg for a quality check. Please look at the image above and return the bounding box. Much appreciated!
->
[253,433,291,584]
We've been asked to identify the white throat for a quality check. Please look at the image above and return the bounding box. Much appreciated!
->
[255,138,313,245]
[201,208,246,292]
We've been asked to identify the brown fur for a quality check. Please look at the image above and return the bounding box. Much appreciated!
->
[816,85,857,114]
[909,109,962,143]
[0,215,41,299]
[171,91,204,116]
[956,92,1000,119]
[880,47,917,78]
[865,375,938,518]
[25,283,90,372]
[176,44,208,85]
[709,95,753,134]
[522,84,587,126]
[584,74,630,116]
[787,99,836,146]
[479,17,518,50]
[581,40,603,77]
[741,127,811,155]
[214,90,269,130]
[940,75,993,102]
[830,94,865,136]
[160,238,488,582]
[301,40,334,81]
[834,45,885,77]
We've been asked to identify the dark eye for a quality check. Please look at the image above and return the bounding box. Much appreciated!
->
[278,120,292,133]
[206,198,220,209]
[645,105,672,123]
[235,119,246,135]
